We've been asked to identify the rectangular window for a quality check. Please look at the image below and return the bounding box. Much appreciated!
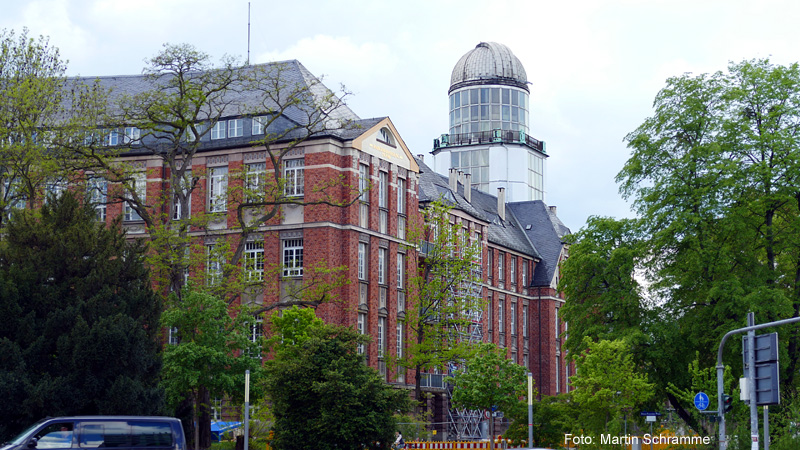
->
[522,260,528,286]
[172,171,192,221]
[510,303,517,336]
[396,253,404,289]
[359,203,369,228]
[523,304,528,338]
[87,178,107,222]
[249,316,263,343]
[498,300,505,333]
[488,250,493,281]
[358,242,368,280]
[124,127,141,144]
[498,252,504,281]
[510,257,516,284]
[252,116,265,135]
[357,313,367,354]
[124,172,146,221]
[282,238,304,277]
[378,317,386,358]
[556,355,561,394]
[106,130,118,146]
[397,215,406,239]
[397,290,405,313]
[228,119,243,138]
[396,323,403,358]
[359,163,369,201]
[378,171,388,208]
[378,248,387,285]
[208,166,228,212]
[206,243,223,285]
[379,210,388,234]
[397,177,406,214]
[168,327,179,345]
[487,295,493,343]
[211,121,226,140]
[246,162,266,202]
[555,308,561,339]
[284,159,304,197]
[244,241,265,281]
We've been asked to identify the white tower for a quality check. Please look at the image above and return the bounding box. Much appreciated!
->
[432,42,547,202]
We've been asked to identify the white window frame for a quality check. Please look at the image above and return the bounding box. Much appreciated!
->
[246,162,266,202]
[124,127,141,144]
[124,172,146,222]
[358,242,368,281]
[244,241,265,281]
[378,317,386,359]
[510,257,516,284]
[396,323,403,358]
[378,247,387,285]
[498,300,505,334]
[168,327,179,345]
[357,312,367,354]
[252,116,265,135]
[206,243,224,285]
[523,304,528,337]
[208,166,228,212]
[522,260,528,286]
[378,171,388,208]
[359,163,369,201]
[396,253,404,289]
[106,130,119,146]
[498,252,504,281]
[228,119,243,138]
[510,302,517,336]
[284,158,304,197]
[210,121,226,140]
[87,177,107,222]
[282,238,304,277]
[397,177,406,214]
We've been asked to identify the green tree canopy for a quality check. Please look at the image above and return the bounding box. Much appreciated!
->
[263,311,410,450]
[0,192,163,440]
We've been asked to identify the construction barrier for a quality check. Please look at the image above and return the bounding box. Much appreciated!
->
[407,441,525,449]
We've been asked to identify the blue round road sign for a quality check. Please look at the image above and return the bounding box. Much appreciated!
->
[694,392,709,411]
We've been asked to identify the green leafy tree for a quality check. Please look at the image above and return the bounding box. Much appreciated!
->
[451,343,527,450]
[503,395,571,449]
[569,338,653,434]
[160,290,265,450]
[263,308,410,450]
[403,199,484,411]
[0,192,163,440]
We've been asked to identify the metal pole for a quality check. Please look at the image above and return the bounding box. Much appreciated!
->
[716,314,800,450]
[747,313,759,450]
[244,370,250,450]
[527,372,533,448]
[764,405,769,450]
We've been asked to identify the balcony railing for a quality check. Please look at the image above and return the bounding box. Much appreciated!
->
[420,373,448,389]
[433,129,545,154]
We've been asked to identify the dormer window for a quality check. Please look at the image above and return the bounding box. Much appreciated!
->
[378,127,395,147]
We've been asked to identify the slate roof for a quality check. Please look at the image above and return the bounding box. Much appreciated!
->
[508,201,572,287]
[415,157,540,259]
[65,59,362,141]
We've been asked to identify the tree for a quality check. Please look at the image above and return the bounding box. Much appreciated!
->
[0,192,163,441]
[263,307,410,450]
[402,199,484,411]
[0,28,109,225]
[569,338,653,434]
[451,343,527,450]
[160,289,264,450]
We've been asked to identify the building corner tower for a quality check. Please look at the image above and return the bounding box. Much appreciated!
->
[431,42,547,202]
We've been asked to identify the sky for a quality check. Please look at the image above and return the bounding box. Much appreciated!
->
[3,0,800,230]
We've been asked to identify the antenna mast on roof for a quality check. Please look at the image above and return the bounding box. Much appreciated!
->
[246,2,251,66]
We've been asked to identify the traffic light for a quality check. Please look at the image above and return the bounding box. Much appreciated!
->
[723,394,733,413]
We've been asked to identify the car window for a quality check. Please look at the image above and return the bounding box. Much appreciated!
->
[79,423,130,448]
[33,422,74,449]
[130,422,172,447]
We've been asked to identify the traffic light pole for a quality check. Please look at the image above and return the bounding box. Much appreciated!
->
[747,313,759,450]
[716,315,800,450]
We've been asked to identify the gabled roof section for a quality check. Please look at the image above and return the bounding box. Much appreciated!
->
[508,200,572,287]
[415,158,539,259]
[352,118,419,172]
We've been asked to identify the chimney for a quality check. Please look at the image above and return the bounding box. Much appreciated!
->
[449,168,457,191]
[464,173,472,203]
[549,205,557,215]
[417,154,424,162]
[497,187,506,221]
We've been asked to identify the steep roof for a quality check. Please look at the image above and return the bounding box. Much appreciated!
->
[416,158,539,259]
[508,201,571,287]
[66,59,361,140]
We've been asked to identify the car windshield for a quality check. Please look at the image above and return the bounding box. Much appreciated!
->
[5,420,47,445]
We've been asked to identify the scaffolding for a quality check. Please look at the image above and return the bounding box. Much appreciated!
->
[445,263,484,440]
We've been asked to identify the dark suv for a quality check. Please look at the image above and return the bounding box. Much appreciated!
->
[1,417,186,450]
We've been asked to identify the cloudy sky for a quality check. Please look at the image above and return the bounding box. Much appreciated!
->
[3,0,799,230]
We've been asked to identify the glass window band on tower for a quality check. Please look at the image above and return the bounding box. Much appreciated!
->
[449,87,529,136]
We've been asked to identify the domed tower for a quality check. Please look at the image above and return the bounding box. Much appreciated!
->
[432,42,547,202]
